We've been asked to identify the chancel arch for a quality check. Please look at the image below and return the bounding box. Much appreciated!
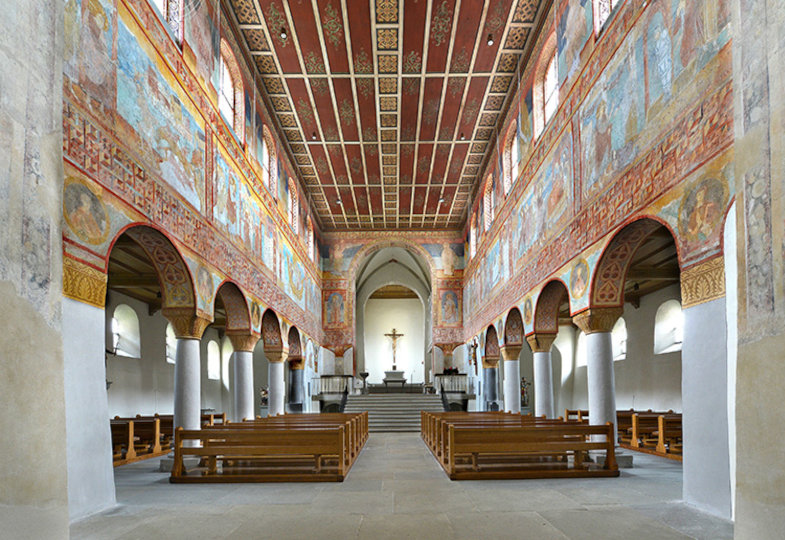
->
[354,245,431,386]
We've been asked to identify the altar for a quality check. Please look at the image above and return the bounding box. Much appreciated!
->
[382,370,406,392]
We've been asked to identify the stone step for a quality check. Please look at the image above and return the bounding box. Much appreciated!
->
[344,394,443,432]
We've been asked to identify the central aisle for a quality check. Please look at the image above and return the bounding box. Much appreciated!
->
[72,434,731,540]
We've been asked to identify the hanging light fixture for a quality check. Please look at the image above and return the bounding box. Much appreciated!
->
[487,34,494,46]
[280,27,287,40]
[311,132,317,140]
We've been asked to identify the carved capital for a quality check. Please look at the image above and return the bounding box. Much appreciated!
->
[227,332,260,353]
[288,356,305,370]
[436,342,462,356]
[63,257,107,308]
[525,333,556,353]
[681,256,725,308]
[265,346,288,363]
[500,345,523,361]
[572,307,623,335]
[482,354,499,368]
[163,308,212,339]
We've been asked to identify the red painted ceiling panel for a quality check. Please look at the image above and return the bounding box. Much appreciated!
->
[401,0,428,74]
[473,0,514,72]
[413,186,427,214]
[446,143,469,183]
[258,0,302,74]
[448,0,483,73]
[457,76,488,138]
[439,185,456,213]
[353,186,369,215]
[399,186,412,214]
[286,78,320,141]
[344,144,364,184]
[419,78,443,141]
[399,144,415,185]
[425,0,456,73]
[430,144,452,184]
[332,78,359,141]
[400,78,421,141]
[337,186,356,214]
[363,144,381,184]
[309,79,340,141]
[368,186,383,215]
[438,77,466,140]
[309,144,332,184]
[414,143,433,184]
[315,0,350,74]
[327,144,348,184]
[345,1,374,75]
[425,186,442,214]
[288,0,325,75]
[355,79,377,142]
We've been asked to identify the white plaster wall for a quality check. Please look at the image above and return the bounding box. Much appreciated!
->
[63,298,116,521]
[723,202,737,519]
[613,285,683,412]
[569,286,683,413]
[682,297,731,518]
[363,298,425,383]
[105,291,224,417]
[554,324,575,416]
[319,347,336,375]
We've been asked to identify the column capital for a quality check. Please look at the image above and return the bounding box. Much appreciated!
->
[572,307,623,334]
[436,342,462,355]
[265,346,288,363]
[526,333,556,353]
[288,355,305,370]
[163,308,212,339]
[227,332,260,352]
[500,344,523,361]
[482,354,499,368]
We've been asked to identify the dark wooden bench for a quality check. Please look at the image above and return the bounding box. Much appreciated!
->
[170,425,354,482]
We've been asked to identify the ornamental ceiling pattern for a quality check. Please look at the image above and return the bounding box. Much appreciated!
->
[227,0,548,230]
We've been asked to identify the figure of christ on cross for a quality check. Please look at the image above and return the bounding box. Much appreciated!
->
[384,328,404,371]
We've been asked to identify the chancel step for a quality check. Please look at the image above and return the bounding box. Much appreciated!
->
[343,394,444,432]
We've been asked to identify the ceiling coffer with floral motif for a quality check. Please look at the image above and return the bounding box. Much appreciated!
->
[227,0,548,231]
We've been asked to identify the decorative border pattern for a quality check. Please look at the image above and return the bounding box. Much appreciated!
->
[681,256,726,309]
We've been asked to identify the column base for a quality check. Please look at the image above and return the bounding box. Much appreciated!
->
[587,449,634,468]
[158,454,201,473]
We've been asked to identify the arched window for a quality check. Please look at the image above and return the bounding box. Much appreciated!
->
[483,177,493,230]
[307,218,315,261]
[289,178,299,235]
[654,299,683,354]
[110,304,141,358]
[533,35,558,139]
[165,322,177,364]
[470,217,477,259]
[262,126,277,195]
[207,340,220,380]
[221,339,233,390]
[149,0,182,43]
[576,331,587,368]
[219,41,244,138]
[503,122,518,194]
[594,0,616,35]
[612,317,627,361]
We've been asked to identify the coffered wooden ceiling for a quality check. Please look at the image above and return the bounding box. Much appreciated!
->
[226,0,549,231]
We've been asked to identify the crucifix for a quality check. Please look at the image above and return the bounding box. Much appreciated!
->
[384,328,404,371]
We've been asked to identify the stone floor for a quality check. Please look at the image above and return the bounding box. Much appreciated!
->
[72,434,733,540]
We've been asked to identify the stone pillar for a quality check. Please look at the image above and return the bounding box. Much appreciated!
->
[288,356,305,411]
[265,347,288,416]
[165,312,210,441]
[500,345,522,413]
[481,354,500,410]
[526,334,557,418]
[573,308,622,442]
[228,333,260,422]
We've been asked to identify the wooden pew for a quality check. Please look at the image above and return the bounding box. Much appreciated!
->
[564,409,589,422]
[436,420,619,480]
[170,419,360,482]
[110,420,136,464]
[111,417,167,465]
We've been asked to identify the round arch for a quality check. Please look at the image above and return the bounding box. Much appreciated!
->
[533,280,570,335]
[212,280,252,334]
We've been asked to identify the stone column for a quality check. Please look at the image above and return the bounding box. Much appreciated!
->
[500,345,522,413]
[228,333,260,422]
[526,334,557,418]
[288,356,305,412]
[265,347,288,416]
[165,312,211,441]
[482,354,500,410]
[573,308,622,442]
